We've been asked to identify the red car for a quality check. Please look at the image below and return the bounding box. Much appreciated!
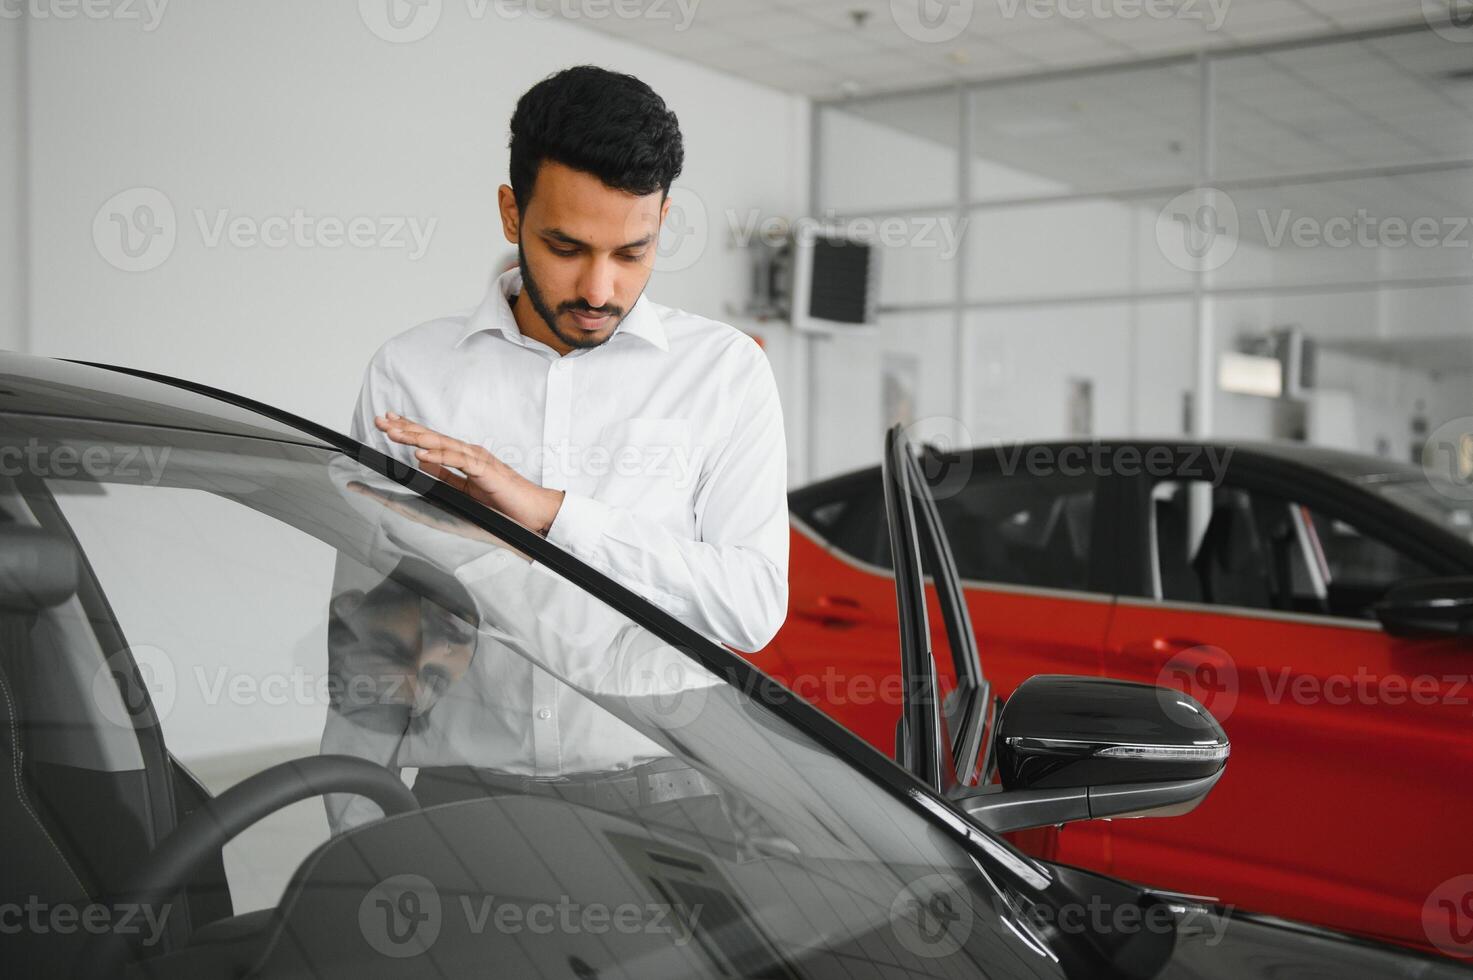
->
[752,440,1473,958]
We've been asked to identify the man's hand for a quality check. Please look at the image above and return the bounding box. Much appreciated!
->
[374,413,565,535]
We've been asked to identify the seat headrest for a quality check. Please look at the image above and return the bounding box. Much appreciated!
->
[0,525,79,612]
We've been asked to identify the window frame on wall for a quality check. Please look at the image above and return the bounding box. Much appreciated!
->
[808,22,1473,467]
[812,22,1473,318]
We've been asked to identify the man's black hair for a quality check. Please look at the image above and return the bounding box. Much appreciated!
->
[508,65,684,213]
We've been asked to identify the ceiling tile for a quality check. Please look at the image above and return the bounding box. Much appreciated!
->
[540,0,1453,101]
[763,27,890,61]
[715,8,832,42]
[684,0,786,23]
[627,21,753,54]
[697,42,795,73]
[991,23,1129,60]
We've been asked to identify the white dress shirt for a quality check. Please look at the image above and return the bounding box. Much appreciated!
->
[320,459,725,829]
[325,270,788,826]
[350,268,789,653]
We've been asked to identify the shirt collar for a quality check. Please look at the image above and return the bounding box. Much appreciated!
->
[455,267,668,353]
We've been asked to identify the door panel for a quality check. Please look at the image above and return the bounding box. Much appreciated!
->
[760,525,904,754]
[1105,601,1473,950]
[1103,466,1473,954]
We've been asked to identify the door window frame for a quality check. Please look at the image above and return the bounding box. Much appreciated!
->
[1119,448,1473,625]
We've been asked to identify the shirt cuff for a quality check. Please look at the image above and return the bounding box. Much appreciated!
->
[452,545,523,589]
[546,491,613,557]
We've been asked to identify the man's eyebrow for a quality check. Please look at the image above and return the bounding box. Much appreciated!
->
[541,228,656,251]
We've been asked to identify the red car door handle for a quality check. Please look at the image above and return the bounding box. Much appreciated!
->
[796,594,867,628]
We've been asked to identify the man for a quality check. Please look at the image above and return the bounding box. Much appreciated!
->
[329,66,787,826]
[351,65,787,654]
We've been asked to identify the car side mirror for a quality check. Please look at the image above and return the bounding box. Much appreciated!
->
[957,675,1228,835]
[1373,577,1473,637]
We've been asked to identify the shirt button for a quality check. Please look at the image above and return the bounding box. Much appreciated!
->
[537,708,552,720]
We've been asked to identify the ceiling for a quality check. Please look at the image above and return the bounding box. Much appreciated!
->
[823,27,1473,239]
[562,3,1473,373]
[563,0,1428,99]
[831,28,1473,188]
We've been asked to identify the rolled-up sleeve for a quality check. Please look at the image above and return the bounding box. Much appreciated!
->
[546,356,789,653]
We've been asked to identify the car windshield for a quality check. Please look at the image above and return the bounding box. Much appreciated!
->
[1362,472,1473,548]
[0,408,1066,978]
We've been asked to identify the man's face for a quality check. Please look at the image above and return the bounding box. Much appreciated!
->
[328,581,476,719]
[500,161,669,352]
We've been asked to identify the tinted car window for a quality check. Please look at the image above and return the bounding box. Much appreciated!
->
[1152,479,1433,619]
[1306,510,1435,617]
[932,472,1098,590]
[795,468,1099,591]
[792,479,890,568]
[1153,481,1294,612]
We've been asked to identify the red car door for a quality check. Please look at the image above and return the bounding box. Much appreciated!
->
[765,446,1122,867]
[1101,458,1473,955]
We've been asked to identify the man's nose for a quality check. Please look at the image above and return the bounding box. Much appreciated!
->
[577,255,617,310]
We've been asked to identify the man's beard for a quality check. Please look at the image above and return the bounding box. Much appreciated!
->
[518,242,625,351]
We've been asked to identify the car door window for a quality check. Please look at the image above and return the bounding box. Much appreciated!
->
[796,469,1100,593]
[792,481,891,568]
[932,472,1098,592]
[1151,479,1433,620]
[1304,510,1435,618]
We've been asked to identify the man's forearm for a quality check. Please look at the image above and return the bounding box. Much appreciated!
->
[546,492,788,652]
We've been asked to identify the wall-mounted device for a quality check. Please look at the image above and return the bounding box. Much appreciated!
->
[1225,326,1316,399]
[746,223,878,333]
[1274,326,1316,398]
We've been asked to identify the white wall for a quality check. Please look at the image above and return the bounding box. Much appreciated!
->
[21,2,807,448]
[0,15,24,353]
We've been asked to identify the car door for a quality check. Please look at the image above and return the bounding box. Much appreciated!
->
[777,446,1124,864]
[1102,451,1473,952]
[774,471,905,753]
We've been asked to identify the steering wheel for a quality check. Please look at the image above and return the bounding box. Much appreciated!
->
[91,755,417,978]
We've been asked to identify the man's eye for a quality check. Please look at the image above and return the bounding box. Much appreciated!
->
[618,251,646,262]
[548,246,578,257]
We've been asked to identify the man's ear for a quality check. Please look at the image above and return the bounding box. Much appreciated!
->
[497,184,520,244]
